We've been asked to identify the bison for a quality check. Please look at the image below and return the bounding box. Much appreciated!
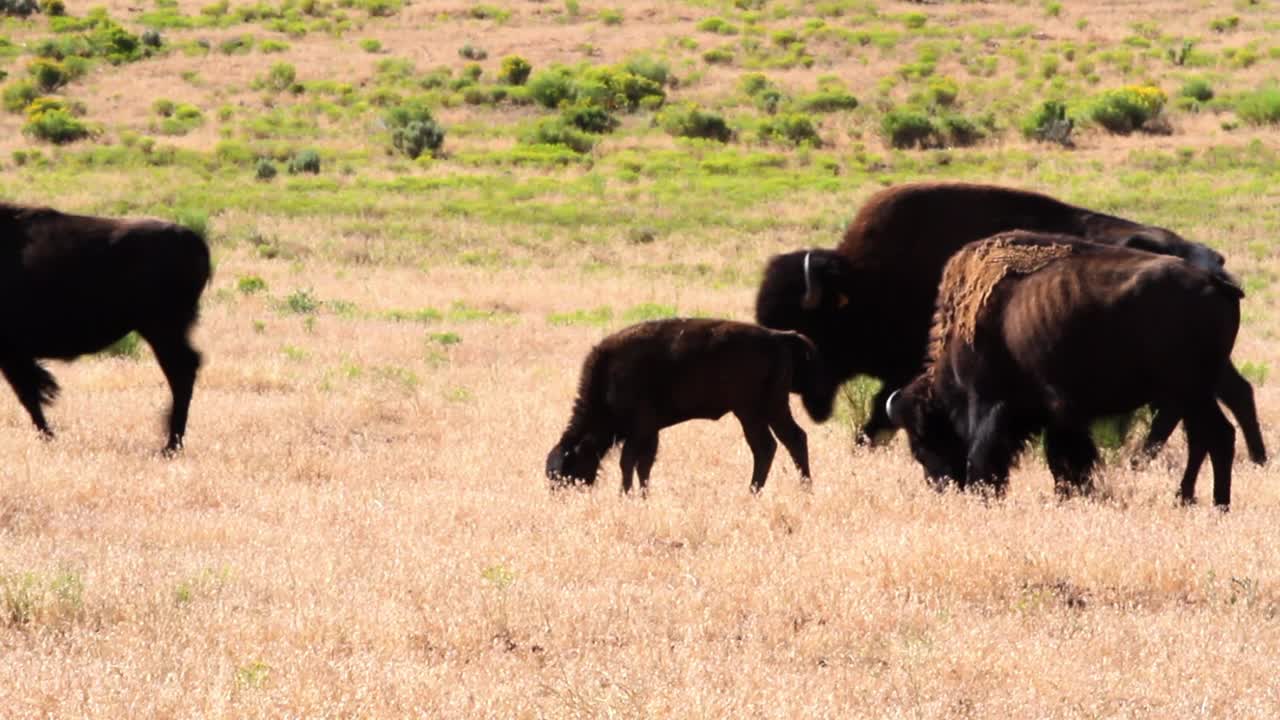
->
[546,318,833,494]
[0,202,210,454]
[754,181,1265,465]
[885,231,1245,508]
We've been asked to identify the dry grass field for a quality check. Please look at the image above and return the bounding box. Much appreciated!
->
[2,0,1280,717]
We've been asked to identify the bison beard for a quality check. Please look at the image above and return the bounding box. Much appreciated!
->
[754,181,1265,466]
[888,232,1246,509]
[0,202,210,454]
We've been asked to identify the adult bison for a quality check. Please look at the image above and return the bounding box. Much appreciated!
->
[885,231,1245,508]
[755,181,1265,464]
[0,202,210,454]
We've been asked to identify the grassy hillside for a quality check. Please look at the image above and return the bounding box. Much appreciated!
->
[1,1,1279,717]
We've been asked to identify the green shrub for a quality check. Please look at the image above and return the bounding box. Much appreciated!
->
[1087,84,1166,133]
[3,80,38,113]
[385,102,445,158]
[522,117,597,153]
[527,66,575,108]
[623,55,669,87]
[238,275,268,293]
[697,17,738,35]
[23,99,96,144]
[28,58,71,92]
[1180,77,1214,102]
[936,113,985,146]
[498,55,532,85]
[1021,99,1073,145]
[574,65,664,111]
[796,88,858,113]
[925,76,959,107]
[599,8,622,25]
[287,148,320,174]
[658,102,732,142]
[1209,15,1240,33]
[703,47,734,64]
[219,35,254,54]
[259,39,289,53]
[561,101,618,133]
[881,107,935,148]
[263,62,296,91]
[153,98,176,116]
[759,112,821,147]
[359,38,382,53]
[255,158,278,180]
[458,43,487,60]
[1235,86,1280,125]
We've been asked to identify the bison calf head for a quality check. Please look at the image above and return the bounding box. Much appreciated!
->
[546,434,611,488]
[886,382,968,489]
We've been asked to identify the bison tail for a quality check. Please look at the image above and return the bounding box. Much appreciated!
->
[783,332,835,423]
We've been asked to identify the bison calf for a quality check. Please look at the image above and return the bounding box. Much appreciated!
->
[886,232,1249,508]
[546,318,833,494]
[0,202,210,454]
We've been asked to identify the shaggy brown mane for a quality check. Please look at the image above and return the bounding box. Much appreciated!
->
[924,232,1076,382]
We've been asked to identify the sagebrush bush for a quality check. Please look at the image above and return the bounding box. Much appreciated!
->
[759,112,820,147]
[561,102,618,133]
[255,158,278,181]
[458,43,487,60]
[153,98,176,117]
[23,99,95,144]
[1021,99,1074,146]
[1180,77,1214,102]
[658,103,732,142]
[527,66,575,108]
[263,62,297,92]
[498,55,532,85]
[28,58,71,92]
[287,148,321,174]
[623,55,670,87]
[521,117,597,153]
[1235,86,1280,125]
[1087,85,1166,134]
[385,103,445,159]
[881,107,935,148]
[3,80,39,113]
[795,89,858,113]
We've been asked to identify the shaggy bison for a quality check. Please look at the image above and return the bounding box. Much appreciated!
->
[886,232,1245,508]
[546,318,833,494]
[755,181,1265,464]
[0,202,210,454]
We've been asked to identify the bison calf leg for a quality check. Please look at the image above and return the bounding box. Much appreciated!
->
[1,358,59,439]
[1218,363,1266,465]
[1045,426,1098,498]
[145,332,201,455]
[769,410,811,484]
[737,412,778,494]
[619,432,658,496]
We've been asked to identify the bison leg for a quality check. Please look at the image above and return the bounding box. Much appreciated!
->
[965,400,1017,494]
[143,331,202,456]
[1217,363,1266,465]
[1045,425,1098,498]
[0,357,59,439]
[1136,405,1181,467]
[1183,400,1235,509]
[736,411,777,494]
[768,401,811,484]
[619,431,658,496]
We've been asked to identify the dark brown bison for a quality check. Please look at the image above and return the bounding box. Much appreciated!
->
[0,202,210,454]
[755,181,1265,466]
[546,318,833,494]
[886,232,1245,508]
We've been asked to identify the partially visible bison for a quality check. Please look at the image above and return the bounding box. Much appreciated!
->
[886,232,1245,508]
[0,202,210,454]
[754,181,1265,464]
[546,318,833,494]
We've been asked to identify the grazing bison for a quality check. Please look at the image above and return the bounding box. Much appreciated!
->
[546,318,833,494]
[754,181,1265,465]
[886,231,1245,508]
[0,202,210,454]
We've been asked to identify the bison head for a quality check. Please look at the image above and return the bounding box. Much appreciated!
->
[886,382,968,489]
[546,433,611,488]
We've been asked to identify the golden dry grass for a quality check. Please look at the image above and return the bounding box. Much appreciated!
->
[3,0,1280,716]
[0,252,1278,718]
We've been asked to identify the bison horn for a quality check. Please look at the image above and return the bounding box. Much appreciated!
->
[801,251,821,309]
[885,389,905,428]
